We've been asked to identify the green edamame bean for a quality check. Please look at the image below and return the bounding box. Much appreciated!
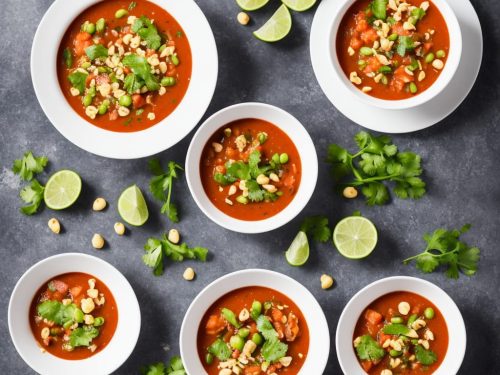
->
[251,300,262,319]
[83,94,93,107]
[238,328,250,338]
[119,94,132,107]
[360,46,373,56]
[381,75,388,85]
[251,333,263,346]
[390,350,402,357]
[407,314,418,327]
[93,317,105,326]
[436,50,446,58]
[391,316,404,324]
[409,82,418,94]
[161,77,176,86]
[378,66,392,74]
[388,33,398,41]
[424,307,435,319]
[82,22,95,34]
[230,335,244,351]
[81,62,91,69]
[63,320,74,329]
[115,9,129,19]
[205,353,213,365]
[258,132,268,144]
[96,18,106,33]
[425,53,435,63]
[357,60,367,69]
[272,153,280,164]
[159,44,167,53]
[98,100,110,115]
[263,301,272,311]
[171,54,180,66]
[279,153,289,164]
[236,195,248,204]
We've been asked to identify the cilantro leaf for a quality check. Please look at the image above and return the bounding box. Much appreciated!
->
[382,323,410,336]
[415,345,437,365]
[143,240,164,276]
[37,300,84,326]
[12,151,48,181]
[361,182,389,206]
[63,48,73,68]
[19,179,45,215]
[411,7,426,20]
[300,216,332,243]
[261,338,288,362]
[142,363,166,375]
[208,338,231,361]
[85,44,108,60]
[149,159,183,222]
[397,36,415,57]
[326,144,351,181]
[355,335,385,361]
[123,54,160,91]
[132,16,162,50]
[68,71,88,94]
[141,355,185,375]
[256,315,279,341]
[69,325,100,347]
[123,73,144,94]
[371,0,388,20]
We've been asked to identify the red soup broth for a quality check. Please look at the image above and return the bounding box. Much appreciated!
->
[57,0,192,132]
[200,119,302,221]
[29,272,118,360]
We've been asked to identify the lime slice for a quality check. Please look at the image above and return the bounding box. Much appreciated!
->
[44,170,82,210]
[236,0,270,11]
[118,185,149,226]
[281,0,317,12]
[253,4,292,42]
[333,216,378,259]
[285,231,310,266]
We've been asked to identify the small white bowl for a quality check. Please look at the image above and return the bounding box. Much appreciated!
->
[31,0,217,159]
[330,0,462,110]
[336,276,466,375]
[8,253,141,375]
[180,269,330,374]
[185,102,318,234]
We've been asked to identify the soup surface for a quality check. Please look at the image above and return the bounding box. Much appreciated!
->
[57,0,192,132]
[197,286,309,374]
[200,119,302,221]
[29,272,118,360]
[353,291,448,374]
[336,0,450,100]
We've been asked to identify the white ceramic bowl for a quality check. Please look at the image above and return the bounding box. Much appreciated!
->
[180,269,330,374]
[336,276,466,375]
[31,0,218,159]
[185,102,318,233]
[330,0,462,110]
[8,253,141,375]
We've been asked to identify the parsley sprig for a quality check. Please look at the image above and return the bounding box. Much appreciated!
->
[143,234,208,276]
[149,159,183,223]
[327,132,426,206]
[403,224,480,279]
[141,355,186,375]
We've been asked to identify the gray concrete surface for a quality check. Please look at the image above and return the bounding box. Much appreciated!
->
[0,0,499,374]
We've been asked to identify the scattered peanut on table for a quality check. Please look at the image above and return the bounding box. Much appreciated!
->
[92,197,107,211]
[48,218,61,234]
[92,233,105,249]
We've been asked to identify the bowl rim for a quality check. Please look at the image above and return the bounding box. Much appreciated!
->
[329,0,463,110]
[335,276,466,375]
[8,253,141,375]
[185,102,318,234]
[179,268,330,374]
[31,0,218,159]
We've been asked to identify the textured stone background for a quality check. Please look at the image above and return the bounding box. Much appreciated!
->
[1,0,499,374]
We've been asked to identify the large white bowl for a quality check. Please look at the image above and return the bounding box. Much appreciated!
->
[8,253,141,375]
[31,0,218,159]
[336,276,466,375]
[330,0,462,110]
[185,102,318,234]
[180,269,330,374]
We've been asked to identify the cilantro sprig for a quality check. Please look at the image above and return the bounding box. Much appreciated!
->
[300,216,332,243]
[141,355,186,375]
[149,159,183,223]
[143,234,208,276]
[132,16,162,50]
[403,224,480,279]
[256,315,288,362]
[355,335,385,362]
[123,54,160,91]
[12,151,48,181]
[327,131,426,206]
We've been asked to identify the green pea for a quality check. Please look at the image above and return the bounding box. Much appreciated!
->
[205,353,213,365]
[115,9,129,19]
[159,44,167,53]
[119,94,132,107]
[388,33,398,41]
[272,153,280,164]
[251,300,262,319]
[93,317,105,326]
[161,77,176,86]
[263,301,272,311]
[436,50,446,58]
[407,314,418,327]
[390,350,402,357]
[357,60,367,69]
[83,94,94,107]
[251,333,263,346]
[96,18,106,33]
[360,46,373,56]
[424,307,435,319]
[236,195,248,204]
[279,153,289,164]
[229,335,244,351]
[425,53,435,63]
[378,66,392,74]
[258,132,268,144]
[98,100,110,115]
[171,54,180,66]
[238,328,250,338]
[409,82,418,94]
[83,22,96,34]
[88,85,96,96]
[391,316,404,324]
[381,75,388,85]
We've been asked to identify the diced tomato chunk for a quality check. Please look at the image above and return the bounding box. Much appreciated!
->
[350,37,363,50]
[132,94,145,109]
[378,332,392,346]
[205,314,225,335]
[109,109,119,121]
[360,28,378,44]
[363,56,382,74]
[243,366,261,375]
[74,32,93,56]
[424,42,434,52]
[361,360,373,372]
[365,309,383,325]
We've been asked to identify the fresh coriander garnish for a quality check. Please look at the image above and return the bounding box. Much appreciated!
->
[208,338,232,361]
[132,16,162,50]
[355,334,385,362]
[149,159,183,222]
[403,224,480,279]
[122,54,160,91]
[63,48,73,68]
[85,44,108,60]
[68,71,88,94]
[12,151,48,181]
[327,131,426,205]
[397,35,415,57]
[141,355,186,375]
[415,344,438,365]
[255,315,288,362]
[143,234,208,276]
[300,215,332,243]
[69,326,100,347]
[370,0,388,20]
[19,179,45,215]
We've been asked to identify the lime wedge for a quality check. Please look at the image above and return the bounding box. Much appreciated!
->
[281,0,317,12]
[253,4,292,42]
[285,231,310,266]
[118,185,149,226]
[333,216,378,259]
[44,170,82,210]
[236,0,270,11]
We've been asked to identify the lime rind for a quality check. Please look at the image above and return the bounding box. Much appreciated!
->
[333,216,378,259]
[118,185,149,226]
[236,0,270,11]
[44,170,82,210]
[281,0,317,12]
[253,4,292,42]
[285,230,310,266]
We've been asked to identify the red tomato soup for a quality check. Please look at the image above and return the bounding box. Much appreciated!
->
[336,0,450,100]
[353,291,448,374]
[200,119,302,221]
[29,273,118,360]
[57,0,192,132]
[197,287,309,375]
